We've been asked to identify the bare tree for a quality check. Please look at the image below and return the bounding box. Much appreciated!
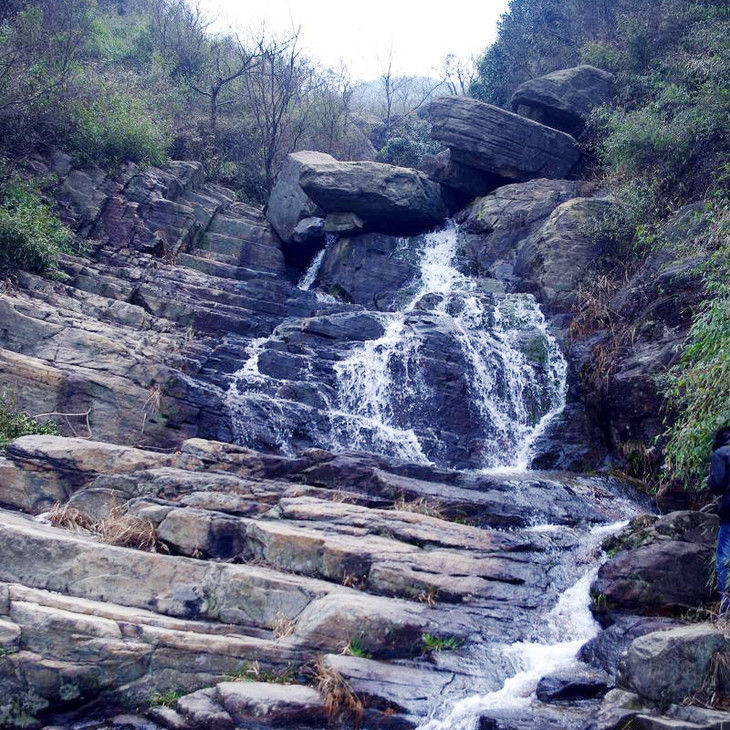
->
[438,54,474,96]
[243,28,312,191]
[147,0,255,134]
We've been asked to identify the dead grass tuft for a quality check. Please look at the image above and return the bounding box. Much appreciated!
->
[46,502,168,554]
[47,503,96,533]
[392,495,444,519]
[313,657,364,728]
[97,506,168,553]
[272,614,296,640]
[685,650,730,710]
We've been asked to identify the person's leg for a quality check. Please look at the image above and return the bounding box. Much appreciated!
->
[717,523,730,615]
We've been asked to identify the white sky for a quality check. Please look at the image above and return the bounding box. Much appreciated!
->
[204,0,510,82]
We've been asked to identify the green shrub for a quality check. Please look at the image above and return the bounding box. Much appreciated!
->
[0,391,60,445]
[0,172,73,275]
[68,75,172,168]
[662,186,730,489]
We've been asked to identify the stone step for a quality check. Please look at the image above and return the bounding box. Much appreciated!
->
[0,582,305,717]
[199,233,285,274]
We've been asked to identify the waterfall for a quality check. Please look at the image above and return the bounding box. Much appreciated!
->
[416,520,628,730]
[226,220,568,470]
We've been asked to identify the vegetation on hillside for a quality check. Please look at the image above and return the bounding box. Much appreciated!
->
[0,0,450,208]
[471,0,730,491]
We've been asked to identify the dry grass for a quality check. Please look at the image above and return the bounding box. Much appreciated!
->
[46,502,167,553]
[685,650,730,710]
[568,273,622,340]
[313,657,364,728]
[415,587,439,608]
[272,614,296,640]
[392,495,444,519]
[97,506,167,552]
[47,503,96,533]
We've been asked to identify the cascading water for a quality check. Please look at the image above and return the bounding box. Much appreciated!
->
[226,220,568,470]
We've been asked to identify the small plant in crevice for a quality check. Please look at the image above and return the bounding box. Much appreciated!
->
[148,688,185,708]
[341,636,372,659]
[228,659,298,685]
[421,633,463,654]
[0,390,61,445]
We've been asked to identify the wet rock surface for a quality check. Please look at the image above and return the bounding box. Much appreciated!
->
[0,434,642,729]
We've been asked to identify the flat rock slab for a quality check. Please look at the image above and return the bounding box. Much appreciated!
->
[427,96,581,182]
[216,682,326,725]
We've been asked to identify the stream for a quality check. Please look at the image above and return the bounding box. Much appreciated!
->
[225,221,644,729]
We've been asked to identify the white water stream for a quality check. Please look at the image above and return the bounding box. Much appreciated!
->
[227,220,568,470]
[417,520,628,730]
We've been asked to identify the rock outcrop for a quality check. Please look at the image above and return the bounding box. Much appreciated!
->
[426,96,582,182]
[0,433,643,728]
[267,151,447,243]
[511,65,615,135]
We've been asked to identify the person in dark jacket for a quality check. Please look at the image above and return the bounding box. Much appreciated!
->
[707,425,730,615]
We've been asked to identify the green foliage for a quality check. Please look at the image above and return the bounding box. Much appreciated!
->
[148,688,185,707]
[422,633,463,653]
[662,183,730,489]
[0,169,73,275]
[345,637,372,659]
[0,390,61,444]
[68,74,172,168]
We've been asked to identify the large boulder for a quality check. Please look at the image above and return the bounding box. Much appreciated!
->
[266,151,330,243]
[455,179,585,279]
[590,511,718,617]
[426,96,581,182]
[315,231,419,310]
[514,197,615,311]
[511,65,615,135]
[617,624,730,707]
[298,158,447,235]
[421,149,502,204]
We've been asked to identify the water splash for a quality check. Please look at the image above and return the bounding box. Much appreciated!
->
[227,220,568,469]
[416,520,628,730]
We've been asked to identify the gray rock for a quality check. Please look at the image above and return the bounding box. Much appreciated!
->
[265,151,329,243]
[421,149,501,200]
[298,157,447,235]
[617,624,729,707]
[216,682,326,726]
[515,197,616,311]
[291,216,326,244]
[316,231,418,310]
[427,96,581,182]
[177,688,234,730]
[324,211,365,235]
[511,65,615,134]
[536,667,610,702]
[579,616,685,676]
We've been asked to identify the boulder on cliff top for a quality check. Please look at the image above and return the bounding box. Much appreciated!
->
[426,96,581,182]
[266,150,329,243]
[511,65,615,135]
[298,157,447,235]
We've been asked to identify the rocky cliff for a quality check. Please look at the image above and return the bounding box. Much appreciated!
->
[0,73,725,730]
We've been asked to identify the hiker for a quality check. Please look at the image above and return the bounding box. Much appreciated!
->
[708,425,730,616]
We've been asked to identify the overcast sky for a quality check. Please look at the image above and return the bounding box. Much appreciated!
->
[203,0,510,82]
